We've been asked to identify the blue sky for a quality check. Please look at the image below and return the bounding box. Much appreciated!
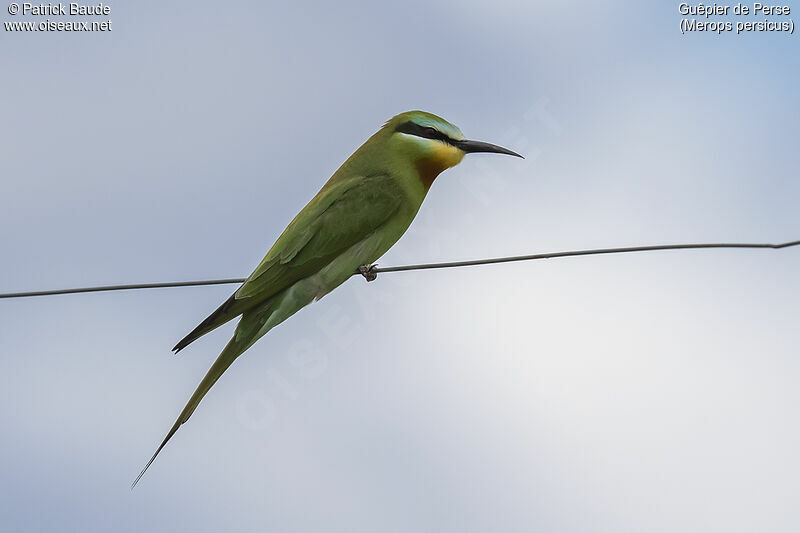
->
[2,2,799,531]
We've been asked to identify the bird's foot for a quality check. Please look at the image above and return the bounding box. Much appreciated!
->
[358,264,378,282]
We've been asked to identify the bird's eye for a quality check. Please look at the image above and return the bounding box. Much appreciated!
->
[423,127,438,138]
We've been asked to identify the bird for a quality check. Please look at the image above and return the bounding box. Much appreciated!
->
[132,110,522,487]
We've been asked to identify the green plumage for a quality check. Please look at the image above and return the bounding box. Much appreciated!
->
[133,111,521,487]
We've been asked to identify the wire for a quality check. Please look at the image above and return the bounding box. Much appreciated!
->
[370,240,800,273]
[1,240,798,300]
[0,279,247,299]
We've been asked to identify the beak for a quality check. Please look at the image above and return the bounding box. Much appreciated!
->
[454,139,523,158]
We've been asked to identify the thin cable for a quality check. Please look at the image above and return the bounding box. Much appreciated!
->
[370,240,800,274]
[0,279,247,299]
[1,240,798,300]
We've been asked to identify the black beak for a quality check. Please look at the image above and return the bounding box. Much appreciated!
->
[454,139,523,158]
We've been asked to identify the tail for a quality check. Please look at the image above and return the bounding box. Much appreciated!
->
[173,293,250,353]
[132,298,279,489]
[132,282,316,488]
[132,334,248,488]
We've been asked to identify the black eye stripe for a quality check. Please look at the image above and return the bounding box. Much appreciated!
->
[395,121,456,146]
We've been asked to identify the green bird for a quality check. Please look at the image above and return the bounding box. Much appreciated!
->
[133,110,522,487]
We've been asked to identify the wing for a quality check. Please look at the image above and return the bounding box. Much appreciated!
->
[237,174,406,298]
[172,174,405,352]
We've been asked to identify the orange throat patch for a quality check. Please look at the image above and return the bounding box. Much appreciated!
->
[415,158,449,189]
[415,144,465,189]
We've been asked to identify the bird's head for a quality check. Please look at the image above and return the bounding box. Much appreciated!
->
[384,110,522,187]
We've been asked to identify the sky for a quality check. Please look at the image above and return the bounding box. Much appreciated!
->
[1,1,799,531]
